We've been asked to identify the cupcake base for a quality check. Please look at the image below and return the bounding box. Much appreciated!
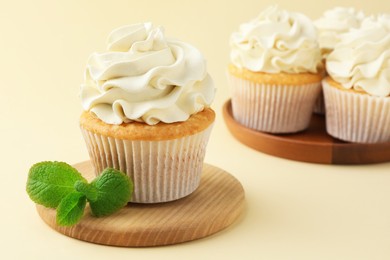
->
[229,74,321,133]
[227,65,323,133]
[81,125,213,203]
[313,89,325,115]
[80,109,215,203]
[323,78,390,143]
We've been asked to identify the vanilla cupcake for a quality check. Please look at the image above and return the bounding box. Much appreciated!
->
[313,7,364,114]
[324,15,390,143]
[80,23,215,203]
[228,6,323,133]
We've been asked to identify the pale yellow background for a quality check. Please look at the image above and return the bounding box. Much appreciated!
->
[1,0,390,259]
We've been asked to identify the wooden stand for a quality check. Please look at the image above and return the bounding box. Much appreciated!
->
[223,100,390,164]
[36,161,245,247]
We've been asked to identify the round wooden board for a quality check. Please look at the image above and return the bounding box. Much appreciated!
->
[223,100,390,164]
[36,161,245,247]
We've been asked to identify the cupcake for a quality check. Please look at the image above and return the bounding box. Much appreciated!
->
[324,15,390,143]
[80,23,215,203]
[313,7,365,114]
[228,6,323,134]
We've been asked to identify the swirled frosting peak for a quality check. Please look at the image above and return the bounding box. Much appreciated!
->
[81,23,215,125]
[314,7,364,57]
[230,5,321,74]
[326,15,390,97]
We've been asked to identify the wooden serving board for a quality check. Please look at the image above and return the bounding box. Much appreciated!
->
[223,100,390,164]
[36,161,245,247]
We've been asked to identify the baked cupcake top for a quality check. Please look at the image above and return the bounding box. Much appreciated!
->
[230,5,321,74]
[326,15,390,97]
[81,23,215,125]
[314,7,364,58]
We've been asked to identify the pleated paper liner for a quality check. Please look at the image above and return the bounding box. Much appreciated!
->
[81,124,213,203]
[228,74,321,133]
[223,100,390,164]
[322,80,390,144]
[36,161,245,247]
[313,90,326,115]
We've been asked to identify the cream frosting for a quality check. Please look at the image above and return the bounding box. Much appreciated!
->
[230,5,321,74]
[326,15,390,97]
[314,7,364,57]
[81,23,215,125]
[314,7,364,56]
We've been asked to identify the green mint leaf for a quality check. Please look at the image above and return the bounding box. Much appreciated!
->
[74,180,98,202]
[88,168,133,217]
[26,161,86,208]
[56,192,87,226]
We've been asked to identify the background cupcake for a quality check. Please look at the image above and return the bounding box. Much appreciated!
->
[313,7,365,114]
[80,23,216,203]
[324,15,390,143]
[228,6,323,133]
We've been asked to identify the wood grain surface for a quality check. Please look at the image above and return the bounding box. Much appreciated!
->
[223,100,390,164]
[36,161,245,247]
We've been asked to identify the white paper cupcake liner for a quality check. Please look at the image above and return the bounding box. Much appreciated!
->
[313,88,325,115]
[323,80,390,143]
[313,69,327,115]
[80,124,213,203]
[228,74,321,133]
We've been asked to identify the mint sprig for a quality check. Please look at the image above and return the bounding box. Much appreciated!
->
[56,192,86,226]
[26,162,86,208]
[89,168,133,217]
[26,161,133,226]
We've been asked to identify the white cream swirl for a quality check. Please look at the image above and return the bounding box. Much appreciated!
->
[314,7,364,57]
[81,23,215,125]
[230,5,321,74]
[326,15,390,97]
